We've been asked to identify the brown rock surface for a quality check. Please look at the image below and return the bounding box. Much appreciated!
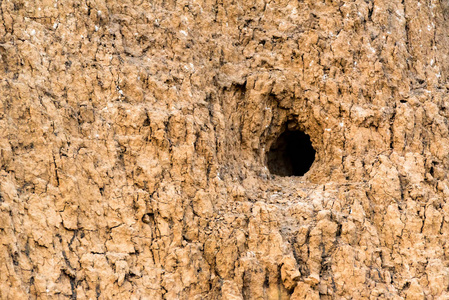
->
[1,0,449,299]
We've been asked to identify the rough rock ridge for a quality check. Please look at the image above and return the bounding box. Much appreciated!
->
[1,0,449,299]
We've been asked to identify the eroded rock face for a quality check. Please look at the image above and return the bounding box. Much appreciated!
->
[1,0,449,299]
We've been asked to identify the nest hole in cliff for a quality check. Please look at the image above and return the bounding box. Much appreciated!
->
[266,128,315,177]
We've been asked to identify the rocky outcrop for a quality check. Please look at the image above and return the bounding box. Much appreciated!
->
[1,0,449,298]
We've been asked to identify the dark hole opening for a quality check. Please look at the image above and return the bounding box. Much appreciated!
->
[266,129,316,176]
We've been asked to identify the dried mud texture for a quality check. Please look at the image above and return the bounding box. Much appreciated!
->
[1,0,449,299]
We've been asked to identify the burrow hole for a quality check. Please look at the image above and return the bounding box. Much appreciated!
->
[266,129,316,177]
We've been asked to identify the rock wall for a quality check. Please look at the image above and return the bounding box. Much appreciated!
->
[1,0,449,299]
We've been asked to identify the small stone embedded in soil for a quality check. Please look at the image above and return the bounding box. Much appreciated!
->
[141,213,153,224]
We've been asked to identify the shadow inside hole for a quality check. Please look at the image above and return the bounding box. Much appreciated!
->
[266,129,316,176]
